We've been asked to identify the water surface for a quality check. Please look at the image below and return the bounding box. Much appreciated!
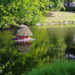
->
[0,26,75,59]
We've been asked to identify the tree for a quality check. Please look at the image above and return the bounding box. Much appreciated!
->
[0,0,43,28]
[64,0,73,7]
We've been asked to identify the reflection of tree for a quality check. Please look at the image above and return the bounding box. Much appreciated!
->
[47,28,66,59]
[65,30,75,57]
[66,46,75,55]
[65,31,73,45]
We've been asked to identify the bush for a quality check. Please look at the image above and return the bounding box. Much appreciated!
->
[0,0,65,28]
[25,60,75,75]
[0,0,43,28]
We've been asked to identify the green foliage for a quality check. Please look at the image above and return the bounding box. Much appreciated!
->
[0,0,66,28]
[25,60,75,75]
[0,0,43,28]
[50,0,65,11]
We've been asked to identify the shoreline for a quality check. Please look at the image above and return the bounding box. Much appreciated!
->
[38,24,75,28]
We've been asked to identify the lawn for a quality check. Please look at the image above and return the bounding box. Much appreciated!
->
[23,60,75,75]
[41,11,75,26]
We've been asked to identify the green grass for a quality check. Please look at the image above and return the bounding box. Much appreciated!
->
[38,24,75,28]
[23,60,75,75]
[41,11,75,26]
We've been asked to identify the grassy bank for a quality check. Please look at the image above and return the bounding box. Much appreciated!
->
[23,60,75,75]
[38,11,75,26]
[38,24,75,28]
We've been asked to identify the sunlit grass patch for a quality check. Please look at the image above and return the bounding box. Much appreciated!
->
[42,11,75,26]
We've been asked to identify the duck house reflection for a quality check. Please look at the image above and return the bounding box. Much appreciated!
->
[14,24,35,53]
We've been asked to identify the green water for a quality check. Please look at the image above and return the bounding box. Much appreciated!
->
[0,26,75,75]
[0,26,75,58]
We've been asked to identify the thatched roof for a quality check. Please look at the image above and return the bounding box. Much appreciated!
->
[14,24,33,36]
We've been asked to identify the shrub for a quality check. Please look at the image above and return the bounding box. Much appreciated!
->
[0,0,43,28]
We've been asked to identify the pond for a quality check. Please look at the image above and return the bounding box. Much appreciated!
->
[0,26,75,60]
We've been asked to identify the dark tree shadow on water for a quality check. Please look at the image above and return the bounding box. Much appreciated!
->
[65,33,75,59]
